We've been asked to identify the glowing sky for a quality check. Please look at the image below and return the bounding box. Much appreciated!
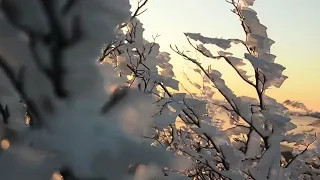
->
[130,0,320,111]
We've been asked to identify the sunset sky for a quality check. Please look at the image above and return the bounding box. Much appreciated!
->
[130,0,320,111]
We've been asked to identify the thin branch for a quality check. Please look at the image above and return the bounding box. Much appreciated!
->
[170,45,269,140]
[118,0,149,29]
[184,34,256,93]
[0,56,41,127]
[130,0,149,21]
[285,133,317,168]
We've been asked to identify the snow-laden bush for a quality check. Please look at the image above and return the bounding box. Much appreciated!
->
[0,0,190,179]
[0,0,319,180]
[101,0,320,179]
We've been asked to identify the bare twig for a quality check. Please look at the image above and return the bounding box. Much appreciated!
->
[285,133,317,168]
[118,0,149,29]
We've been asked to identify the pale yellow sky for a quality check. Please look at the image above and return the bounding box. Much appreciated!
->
[130,0,320,111]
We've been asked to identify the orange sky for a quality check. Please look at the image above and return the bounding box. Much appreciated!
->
[130,0,320,111]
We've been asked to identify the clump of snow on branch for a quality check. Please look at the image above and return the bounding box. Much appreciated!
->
[168,0,320,179]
